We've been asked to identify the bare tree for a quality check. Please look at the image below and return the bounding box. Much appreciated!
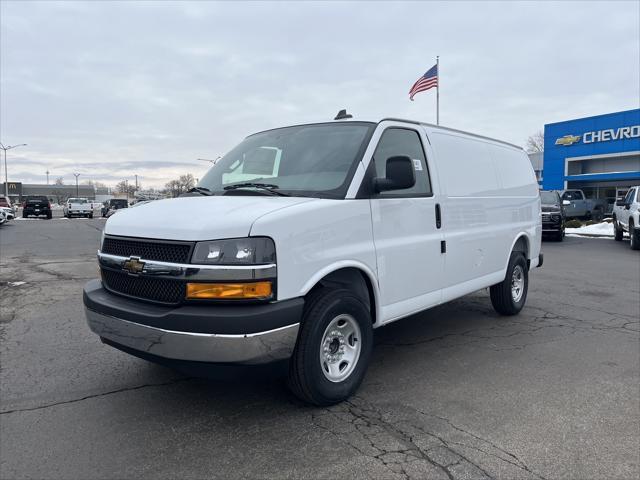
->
[164,174,196,198]
[54,177,65,185]
[526,131,544,153]
[115,180,137,196]
[83,179,107,188]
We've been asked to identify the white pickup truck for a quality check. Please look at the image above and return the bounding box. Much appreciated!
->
[613,185,640,250]
[84,115,542,405]
[64,198,93,218]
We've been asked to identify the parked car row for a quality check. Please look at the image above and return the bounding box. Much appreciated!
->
[0,196,140,221]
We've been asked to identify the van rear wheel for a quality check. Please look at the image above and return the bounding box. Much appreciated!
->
[288,287,373,406]
[490,252,528,315]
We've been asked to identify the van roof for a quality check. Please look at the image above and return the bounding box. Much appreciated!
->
[380,117,524,150]
[249,118,524,151]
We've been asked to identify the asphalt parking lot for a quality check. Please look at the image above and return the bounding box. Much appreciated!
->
[1,218,638,480]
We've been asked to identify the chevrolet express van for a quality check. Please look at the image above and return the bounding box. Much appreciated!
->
[84,116,542,405]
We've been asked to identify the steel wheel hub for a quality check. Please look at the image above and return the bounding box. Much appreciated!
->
[511,265,525,302]
[320,314,361,383]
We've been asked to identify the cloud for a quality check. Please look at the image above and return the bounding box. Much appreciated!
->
[1,0,638,188]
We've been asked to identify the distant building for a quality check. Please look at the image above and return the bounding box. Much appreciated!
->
[0,183,98,204]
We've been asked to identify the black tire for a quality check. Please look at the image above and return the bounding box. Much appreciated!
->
[614,217,623,241]
[89,213,94,219]
[594,209,604,222]
[630,221,639,250]
[46,213,52,219]
[288,287,373,406]
[490,252,528,316]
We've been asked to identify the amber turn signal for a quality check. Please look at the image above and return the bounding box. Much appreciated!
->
[186,281,272,300]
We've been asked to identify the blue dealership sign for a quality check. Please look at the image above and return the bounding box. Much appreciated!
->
[542,109,640,190]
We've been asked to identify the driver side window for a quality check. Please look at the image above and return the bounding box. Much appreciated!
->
[373,128,432,197]
[624,188,636,204]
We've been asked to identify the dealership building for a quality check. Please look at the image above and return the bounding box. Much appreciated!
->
[540,108,640,208]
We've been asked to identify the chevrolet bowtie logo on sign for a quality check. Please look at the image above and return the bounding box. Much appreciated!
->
[555,134,582,146]
[122,256,145,275]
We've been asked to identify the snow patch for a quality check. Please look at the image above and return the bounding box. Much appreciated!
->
[8,281,26,287]
[566,222,614,237]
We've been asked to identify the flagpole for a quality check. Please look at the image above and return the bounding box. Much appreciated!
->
[436,55,440,125]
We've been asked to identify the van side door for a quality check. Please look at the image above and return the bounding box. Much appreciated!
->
[366,124,444,324]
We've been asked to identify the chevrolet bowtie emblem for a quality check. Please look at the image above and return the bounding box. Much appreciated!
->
[555,134,581,146]
[122,256,145,275]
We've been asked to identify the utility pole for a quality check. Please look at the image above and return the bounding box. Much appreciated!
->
[0,142,27,200]
[46,170,50,185]
[73,173,80,197]
[135,174,138,191]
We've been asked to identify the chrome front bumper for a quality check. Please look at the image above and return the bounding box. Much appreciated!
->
[85,307,300,364]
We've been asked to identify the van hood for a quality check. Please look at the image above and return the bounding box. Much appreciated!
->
[105,195,316,241]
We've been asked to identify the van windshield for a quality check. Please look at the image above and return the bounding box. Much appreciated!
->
[197,122,375,198]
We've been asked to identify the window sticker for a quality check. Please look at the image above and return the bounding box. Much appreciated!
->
[413,159,423,171]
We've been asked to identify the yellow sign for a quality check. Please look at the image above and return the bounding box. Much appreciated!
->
[554,134,581,146]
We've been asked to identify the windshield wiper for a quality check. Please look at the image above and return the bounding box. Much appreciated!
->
[223,183,290,196]
[186,186,214,196]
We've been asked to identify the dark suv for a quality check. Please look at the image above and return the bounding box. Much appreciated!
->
[540,190,566,241]
[101,198,128,217]
[22,196,53,219]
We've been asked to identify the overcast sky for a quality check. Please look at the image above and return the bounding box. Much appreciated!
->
[1,0,638,189]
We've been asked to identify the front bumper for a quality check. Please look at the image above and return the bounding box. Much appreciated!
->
[541,215,563,232]
[83,280,304,365]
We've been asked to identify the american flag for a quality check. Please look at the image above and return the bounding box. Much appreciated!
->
[409,64,438,101]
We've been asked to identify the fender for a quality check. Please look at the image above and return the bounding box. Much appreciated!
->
[505,232,532,273]
[299,259,381,325]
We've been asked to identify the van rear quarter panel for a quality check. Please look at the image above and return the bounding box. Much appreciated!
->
[426,129,541,293]
[249,199,379,305]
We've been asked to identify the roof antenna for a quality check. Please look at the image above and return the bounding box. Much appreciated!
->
[334,109,353,120]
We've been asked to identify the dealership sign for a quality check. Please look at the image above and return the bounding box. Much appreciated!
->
[555,125,640,146]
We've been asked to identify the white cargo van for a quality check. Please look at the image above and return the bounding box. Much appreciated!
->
[84,116,542,405]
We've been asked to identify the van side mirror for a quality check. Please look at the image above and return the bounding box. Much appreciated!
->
[562,200,570,206]
[373,156,416,193]
[615,197,625,207]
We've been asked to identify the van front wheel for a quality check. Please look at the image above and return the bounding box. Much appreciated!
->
[288,288,373,406]
[490,252,528,315]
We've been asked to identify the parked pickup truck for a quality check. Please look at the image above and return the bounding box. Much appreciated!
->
[560,189,606,220]
[64,198,93,218]
[84,114,542,405]
[613,185,640,250]
[23,195,52,219]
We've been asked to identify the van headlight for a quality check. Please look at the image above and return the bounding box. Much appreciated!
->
[191,237,276,265]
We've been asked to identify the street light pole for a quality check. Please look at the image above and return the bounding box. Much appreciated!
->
[0,142,27,200]
[73,173,80,197]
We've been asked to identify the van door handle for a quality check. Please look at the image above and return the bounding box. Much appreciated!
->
[435,203,442,229]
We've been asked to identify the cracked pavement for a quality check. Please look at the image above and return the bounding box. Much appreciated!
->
[1,219,638,479]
